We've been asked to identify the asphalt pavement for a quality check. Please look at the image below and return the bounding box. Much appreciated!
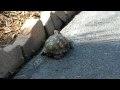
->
[13,11,120,79]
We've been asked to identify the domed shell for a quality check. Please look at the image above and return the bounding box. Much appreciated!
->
[41,31,71,59]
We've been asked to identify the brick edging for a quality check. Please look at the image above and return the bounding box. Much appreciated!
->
[0,11,80,78]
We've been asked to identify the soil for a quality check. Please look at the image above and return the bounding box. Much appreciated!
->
[0,11,41,48]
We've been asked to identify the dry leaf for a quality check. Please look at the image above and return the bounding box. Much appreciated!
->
[0,11,41,48]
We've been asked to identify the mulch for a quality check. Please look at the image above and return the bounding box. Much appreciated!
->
[0,11,41,48]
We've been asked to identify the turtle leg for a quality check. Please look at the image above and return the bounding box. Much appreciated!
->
[41,48,47,56]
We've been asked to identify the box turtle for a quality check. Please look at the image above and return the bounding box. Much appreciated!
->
[41,30,72,59]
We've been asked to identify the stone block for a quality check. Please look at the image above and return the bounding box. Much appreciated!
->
[0,45,24,78]
[51,11,68,23]
[40,11,55,37]
[50,12,63,31]
[15,19,46,59]
[64,11,76,20]
[21,19,41,35]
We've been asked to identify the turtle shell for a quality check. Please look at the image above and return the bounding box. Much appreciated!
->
[41,33,71,59]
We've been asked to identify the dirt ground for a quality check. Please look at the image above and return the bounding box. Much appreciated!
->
[0,11,41,48]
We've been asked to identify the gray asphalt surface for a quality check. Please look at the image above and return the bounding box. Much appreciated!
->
[13,11,120,79]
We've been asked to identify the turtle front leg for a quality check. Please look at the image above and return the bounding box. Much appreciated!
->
[41,48,47,56]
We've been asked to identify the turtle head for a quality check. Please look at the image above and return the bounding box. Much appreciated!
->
[54,30,60,35]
